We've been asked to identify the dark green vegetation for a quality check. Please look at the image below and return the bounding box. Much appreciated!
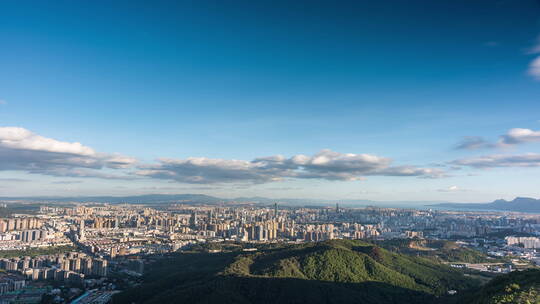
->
[486,230,534,239]
[374,239,503,263]
[450,269,540,304]
[0,245,76,258]
[113,240,479,304]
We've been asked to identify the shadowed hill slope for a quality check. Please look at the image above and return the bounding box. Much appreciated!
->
[113,240,480,304]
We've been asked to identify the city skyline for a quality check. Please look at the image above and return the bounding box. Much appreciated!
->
[1,1,540,201]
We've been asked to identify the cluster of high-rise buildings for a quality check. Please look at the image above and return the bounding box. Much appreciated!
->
[0,252,108,283]
[0,217,42,232]
[29,202,540,253]
[244,221,280,241]
[505,236,540,249]
[0,217,48,243]
[0,214,70,251]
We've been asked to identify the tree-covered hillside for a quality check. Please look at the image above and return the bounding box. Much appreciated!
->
[373,239,503,263]
[113,240,480,304]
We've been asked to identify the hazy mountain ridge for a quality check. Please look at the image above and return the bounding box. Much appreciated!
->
[433,197,540,213]
[0,194,451,208]
[4,194,538,212]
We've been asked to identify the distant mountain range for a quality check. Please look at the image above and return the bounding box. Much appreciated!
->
[432,197,540,213]
[0,194,448,208]
[2,194,539,212]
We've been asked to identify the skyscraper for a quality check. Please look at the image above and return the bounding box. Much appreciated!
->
[189,212,197,228]
[79,219,85,241]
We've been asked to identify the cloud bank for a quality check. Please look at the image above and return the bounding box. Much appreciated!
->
[137,149,444,184]
[3,127,443,184]
[6,125,540,187]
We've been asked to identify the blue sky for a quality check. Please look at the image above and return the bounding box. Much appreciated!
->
[0,0,540,202]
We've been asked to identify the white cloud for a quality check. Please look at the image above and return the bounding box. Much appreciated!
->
[0,127,96,156]
[137,149,444,184]
[0,126,136,178]
[500,128,540,145]
[0,100,6,105]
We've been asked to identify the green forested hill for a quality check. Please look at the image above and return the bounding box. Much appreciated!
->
[372,239,500,263]
[113,240,480,304]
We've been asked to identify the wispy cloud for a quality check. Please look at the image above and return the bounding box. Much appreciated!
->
[529,57,540,80]
[527,36,540,54]
[0,178,30,182]
[484,41,499,47]
[527,36,540,81]
[437,185,469,192]
[455,136,497,150]
[0,100,6,105]
[455,127,540,150]
[141,185,219,191]
[451,153,540,168]
[51,180,83,184]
